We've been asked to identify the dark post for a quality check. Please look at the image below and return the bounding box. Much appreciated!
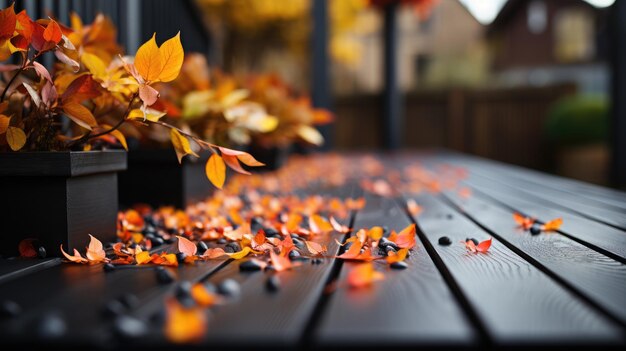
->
[611,1,626,189]
[311,0,333,150]
[383,2,402,150]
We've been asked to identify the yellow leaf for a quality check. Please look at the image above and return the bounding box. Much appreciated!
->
[227,246,254,259]
[128,108,166,122]
[81,52,107,80]
[206,153,226,189]
[158,32,184,82]
[6,126,26,151]
[109,129,128,150]
[134,33,163,82]
[170,128,198,163]
[297,125,324,146]
[0,114,9,134]
[135,251,151,264]
[63,101,97,130]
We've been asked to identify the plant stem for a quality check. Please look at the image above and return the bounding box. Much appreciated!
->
[0,66,25,103]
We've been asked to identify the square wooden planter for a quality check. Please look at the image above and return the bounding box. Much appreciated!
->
[118,149,213,209]
[0,151,127,257]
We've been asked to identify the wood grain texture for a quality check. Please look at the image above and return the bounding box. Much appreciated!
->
[0,259,226,347]
[462,175,626,261]
[441,188,626,325]
[316,194,475,348]
[0,258,60,284]
[406,194,623,346]
[0,151,127,176]
[456,157,626,230]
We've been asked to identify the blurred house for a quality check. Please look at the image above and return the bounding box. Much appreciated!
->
[487,0,610,94]
[332,0,487,95]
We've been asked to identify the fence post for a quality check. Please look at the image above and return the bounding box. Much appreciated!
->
[383,2,402,150]
[311,0,333,150]
[610,1,626,189]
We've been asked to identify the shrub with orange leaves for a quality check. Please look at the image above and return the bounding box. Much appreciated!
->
[0,5,264,188]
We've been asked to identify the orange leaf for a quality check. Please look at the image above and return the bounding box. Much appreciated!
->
[347,263,384,288]
[346,197,366,210]
[177,235,197,256]
[135,250,152,264]
[60,245,88,263]
[270,249,292,272]
[368,226,384,241]
[513,212,534,230]
[337,238,363,259]
[309,214,333,234]
[406,199,423,216]
[191,283,219,307]
[541,218,563,232]
[386,248,408,264]
[63,101,97,130]
[218,147,265,167]
[464,237,492,254]
[43,19,62,44]
[395,224,416,249]
[0,4,16,40]
[134,33,163,82]
[6,126,26,151]
[164,299,206,344]
[86,234,106,262]
[201,248,228,259]
[305,241,327,256]
[158,32,184,82]
[206,153,226,189]
[330,216,350,233]
[222,154,250,175]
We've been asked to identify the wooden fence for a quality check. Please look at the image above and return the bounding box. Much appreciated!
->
[333,83,577,170]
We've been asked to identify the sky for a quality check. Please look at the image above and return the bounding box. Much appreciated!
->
[458,0,616,25]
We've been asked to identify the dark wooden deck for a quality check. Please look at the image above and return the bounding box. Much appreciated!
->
[1,151,625,350]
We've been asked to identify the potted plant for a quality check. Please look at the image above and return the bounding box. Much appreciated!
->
[0,6,264,257]
[119,54,278,208]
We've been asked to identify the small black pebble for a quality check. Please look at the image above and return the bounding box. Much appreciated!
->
[197,241,208,254]
[217,238,228,245]
[265,264,276,271]
[36,313,67,339]
[290,234,300,239]
[266,276,280,292]
[152,237,165,246]
[119,293,139,310]
[530,226,541,236]
[311,258,323,265]
[155,267,175,284]
[288,250,301,259]
[102,300,126,318]
[466,238,479,245]
[149,309,165,325]
[264,228,280,237]
[113,316,147,339]
[217,279,241,297]
[203,282,218,293]
[446,214,454,219]
[390,261,408,270]
[251,217,264,233]
[239,260,263,272]
[223,246,235,253]
[103,263,116,272]
[382,226,390,237]
[176,252,186,263]
[37,246,47,259]
[226,242,241,252]
[129,243,137,249]
[385,246,397,254]
[0,300,21,318]
[175,281,193,299]
[438,236,452,246]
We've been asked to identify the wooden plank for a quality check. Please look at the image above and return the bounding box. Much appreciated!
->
[455,157,626,230]
[0,259,226,346]
[441,151,626,210]
[461,175,626,262]
[0,258,60,284]
[316,194,476,348]
[440,188,626,326]
[405,194,623,345]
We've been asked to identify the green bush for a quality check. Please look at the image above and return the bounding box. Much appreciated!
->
[545,95,608,146]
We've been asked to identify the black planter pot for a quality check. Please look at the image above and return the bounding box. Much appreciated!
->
[0,150,127,257]
[118,149,213,209]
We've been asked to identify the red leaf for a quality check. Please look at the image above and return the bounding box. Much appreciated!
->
[18,238,37,258]
[513,212,534,230]
[270,250,292,272]
[222,154,250,175]
[0,4,16,40]
[394,224,416,249]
